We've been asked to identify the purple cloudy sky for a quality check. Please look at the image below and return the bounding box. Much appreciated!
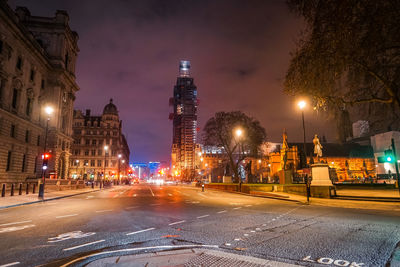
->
[9,0,335,163]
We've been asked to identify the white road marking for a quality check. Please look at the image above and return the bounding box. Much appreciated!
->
[0,220,32,227]
[234,238,241,241]
[250,230,256,233]
[112,194,119,198]
[217,210,227,214]
[0,224,35,233]
[168,220,186,226]
[63,239,105,251]
[197,215,209,219]
[95,209,113,213]
[0,262,20,267]
[225,243,231,246]
[168,201,177,204]
[168,193,173,196]
[126,227,155,236]
[148,186,155,197]
[56,214,78,219]
[86,196,94,199]
[133,194,137,197]
[197,193,208,198]
[150,203,161,206]
[48,231,96,243]
[256,228,261,231]
[59,245,219,267]
[302,256,364,266]
[192,201,200,204]
[233,207,242,210]
[125,206,138,210]
[245,205,252,207]
[244,233,249,236]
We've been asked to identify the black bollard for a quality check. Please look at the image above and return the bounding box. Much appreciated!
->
[202,184,205,192]
[26,183,29,195]
[1,184,5,197]
[32,184,36,194]
[10,184,14,196]
[91,182,94,189]
[19,183,22,195]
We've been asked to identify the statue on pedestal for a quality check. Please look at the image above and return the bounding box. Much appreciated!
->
[313,134,323,161]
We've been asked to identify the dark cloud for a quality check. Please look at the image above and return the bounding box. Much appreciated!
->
[8,0,336,163]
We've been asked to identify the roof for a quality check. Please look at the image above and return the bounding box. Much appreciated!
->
[103,98,118,115]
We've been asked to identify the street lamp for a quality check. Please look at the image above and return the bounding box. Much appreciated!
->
[39,105,54,198]
[102,145,108,189]
[75,160,79,179]
[235,127,244,184]
[83,162,88,180]
[118,154,122,185]
[297,100,307,167]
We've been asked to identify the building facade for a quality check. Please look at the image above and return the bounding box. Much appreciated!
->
[170,61,198,180]
[0,2,79,183]
[71,99,130,182]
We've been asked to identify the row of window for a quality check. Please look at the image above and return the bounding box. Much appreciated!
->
[71,159,117,168]
[5,151,36,173]
[73,129,119,136]
[9,123,41,146]
[74,121,118,128]
[73,138,119,146]
[73,149,118,156]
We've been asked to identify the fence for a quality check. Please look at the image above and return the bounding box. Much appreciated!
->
[1,179,86,197]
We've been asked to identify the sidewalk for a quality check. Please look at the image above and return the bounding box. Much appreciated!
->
[84,248,300,267]
[0,187,99,209]
[246,190,400,211]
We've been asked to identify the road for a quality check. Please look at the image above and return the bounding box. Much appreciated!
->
[0,183,399,266]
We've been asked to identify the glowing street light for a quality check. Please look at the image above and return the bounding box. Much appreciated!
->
[297,100,307,167]
[39,105,54,198]
[235,128,243,138]
[102,145,109,188]
[297,100,306,110]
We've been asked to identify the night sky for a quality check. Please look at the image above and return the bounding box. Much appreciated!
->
[8,0,335,163]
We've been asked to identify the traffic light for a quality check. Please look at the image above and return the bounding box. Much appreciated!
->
[42,153,50,169]
[385,149,394,162]
[378,149,395,163]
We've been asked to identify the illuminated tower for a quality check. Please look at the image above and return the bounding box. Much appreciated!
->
[170,61,198,180]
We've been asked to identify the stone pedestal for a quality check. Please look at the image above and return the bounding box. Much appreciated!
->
[278,170,292,184]
[311,163,333,186]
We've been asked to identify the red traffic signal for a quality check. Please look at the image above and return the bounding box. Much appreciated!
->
[42,153,51,168]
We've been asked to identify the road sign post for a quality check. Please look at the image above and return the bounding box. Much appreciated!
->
[391,138,400,194]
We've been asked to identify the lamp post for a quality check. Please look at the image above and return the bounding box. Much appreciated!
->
[75,160,79,179]
[297,100,307,167]
[235,127,244,185]
[118,154,122,185]
[39,105,54,198]
[84,162,88,180]
[121,159,125,184]
[103,145,108,189]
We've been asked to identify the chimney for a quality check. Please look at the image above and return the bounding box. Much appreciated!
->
[85,109,91,117]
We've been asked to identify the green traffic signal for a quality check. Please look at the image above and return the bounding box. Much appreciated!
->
[386,156,392,162]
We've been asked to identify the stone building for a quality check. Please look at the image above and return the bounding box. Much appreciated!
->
[71,99,130,182]
[0,2,79,183]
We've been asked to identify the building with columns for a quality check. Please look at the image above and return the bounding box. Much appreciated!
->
[71,99,130,182]
[0,2,79,183]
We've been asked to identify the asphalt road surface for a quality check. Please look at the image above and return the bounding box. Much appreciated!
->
[0,183,399,266]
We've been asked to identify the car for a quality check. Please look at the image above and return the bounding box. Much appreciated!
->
[131,178,139,185]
